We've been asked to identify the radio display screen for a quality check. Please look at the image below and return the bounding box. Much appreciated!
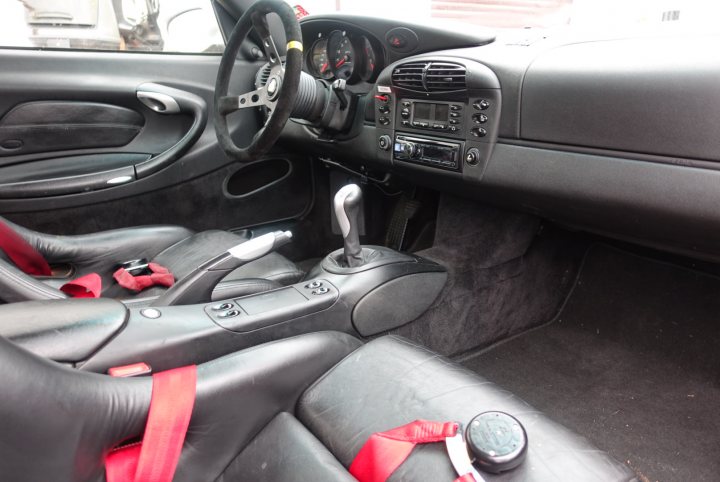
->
[412,102,450,122]
[422,145,455,163]
[435,104,449,121]
[414,102,432,120]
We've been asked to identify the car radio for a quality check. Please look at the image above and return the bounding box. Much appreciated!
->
[393,135,462,171]
[398,99,463,133]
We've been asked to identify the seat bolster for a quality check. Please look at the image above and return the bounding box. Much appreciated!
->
[173,331,362,482]
[297,335,637,482]
[0,258,66,302]
[0,217,194,267]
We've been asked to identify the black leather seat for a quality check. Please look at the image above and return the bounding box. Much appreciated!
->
[0,217,304,303]
[0,330,636,482]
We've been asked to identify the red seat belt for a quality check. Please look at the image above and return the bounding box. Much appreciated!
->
[106,365,197,482]
[0,219,51,276]
[349,420,476,482]
[113,262,175,292]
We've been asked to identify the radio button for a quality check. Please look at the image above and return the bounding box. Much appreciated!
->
[413,121,429,128]
[450,104,462,111]
[432,124,448,130]
[471,127,487,137]
[401,120,411,127]
[450,112,461,118]
[449,119,460,125]
[474,100,490,110]
[473,113,488,124]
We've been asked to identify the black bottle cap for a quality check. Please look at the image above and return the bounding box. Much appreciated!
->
[465,411,527,474]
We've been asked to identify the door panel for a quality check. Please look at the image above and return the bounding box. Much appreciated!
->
[4,157,314,235]
[0,42,312,233]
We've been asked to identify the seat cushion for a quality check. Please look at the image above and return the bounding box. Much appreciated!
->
[297,336,636,482]
[216,412,355,482]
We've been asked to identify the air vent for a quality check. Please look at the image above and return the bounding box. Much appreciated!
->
[425,62,466,91]
[391,61,466,92]
[391,62,427,90]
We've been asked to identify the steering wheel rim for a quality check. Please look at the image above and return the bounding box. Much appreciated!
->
[213,0,303,162]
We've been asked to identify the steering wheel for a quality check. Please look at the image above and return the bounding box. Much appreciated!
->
[214,0,303,162]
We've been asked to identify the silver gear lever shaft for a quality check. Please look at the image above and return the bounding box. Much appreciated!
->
[333,184,364,267]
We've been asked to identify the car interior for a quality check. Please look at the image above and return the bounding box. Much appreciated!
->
[0,0,718,481]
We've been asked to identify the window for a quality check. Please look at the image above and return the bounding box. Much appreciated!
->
[290,0,720,32]
[0,0,224,54]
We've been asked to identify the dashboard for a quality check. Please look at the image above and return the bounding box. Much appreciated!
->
[286,15,720,262]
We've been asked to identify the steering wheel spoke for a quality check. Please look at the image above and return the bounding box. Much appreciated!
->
[251,12,282,67]
[219,87,270,115]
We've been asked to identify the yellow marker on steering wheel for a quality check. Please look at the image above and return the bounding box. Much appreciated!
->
[287,41,303,52]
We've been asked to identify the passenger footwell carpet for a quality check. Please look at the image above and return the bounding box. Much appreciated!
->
[459,244,720,482]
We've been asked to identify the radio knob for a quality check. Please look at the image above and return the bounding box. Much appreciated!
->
[402,141,418,157]
[465,148,481,166]
[378,135,391,151]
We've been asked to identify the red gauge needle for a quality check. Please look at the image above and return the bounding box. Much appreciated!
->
[320,62,328,73]
[335,58,346,68]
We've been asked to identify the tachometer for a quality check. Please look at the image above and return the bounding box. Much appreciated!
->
[358,36,377,82]
[309,38,333,80]
[328,30,355,80]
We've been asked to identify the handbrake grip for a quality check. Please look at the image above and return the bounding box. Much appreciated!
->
[152,231,292,306]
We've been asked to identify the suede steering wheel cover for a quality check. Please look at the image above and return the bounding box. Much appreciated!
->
[214,0,302,162]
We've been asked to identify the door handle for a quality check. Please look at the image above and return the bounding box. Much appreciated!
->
[133,83,207,178]
[136,91,181,114]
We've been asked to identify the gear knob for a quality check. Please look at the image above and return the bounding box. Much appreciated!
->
[334,184,364,267]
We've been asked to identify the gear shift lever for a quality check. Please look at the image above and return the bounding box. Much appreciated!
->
[334,184,364,267]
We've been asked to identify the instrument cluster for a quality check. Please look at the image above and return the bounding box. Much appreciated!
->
[306,29,382,84]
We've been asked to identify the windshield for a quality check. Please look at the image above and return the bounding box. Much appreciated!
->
[289,0,720,32]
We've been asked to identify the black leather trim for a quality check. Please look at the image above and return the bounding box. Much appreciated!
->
[0,257,66,302]
[216,412,355,482]
[211,278,283,301]
[0,298,127,363]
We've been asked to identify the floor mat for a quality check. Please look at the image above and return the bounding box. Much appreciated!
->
[390,195,586,356]
[460,244,720,482]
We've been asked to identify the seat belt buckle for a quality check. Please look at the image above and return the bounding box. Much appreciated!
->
[108,362,152,378]
[117,258,151,276]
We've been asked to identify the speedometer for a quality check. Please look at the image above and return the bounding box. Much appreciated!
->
[309,38,333,80]
[327,30,355,80]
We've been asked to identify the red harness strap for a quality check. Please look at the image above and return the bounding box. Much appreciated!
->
[0,219,51,276]
[106,365,197,482]
[349,420,476,482]
[113,262,175,293]
[59,273,103,298]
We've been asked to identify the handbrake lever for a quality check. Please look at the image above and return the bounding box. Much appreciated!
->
[152,230,292,306]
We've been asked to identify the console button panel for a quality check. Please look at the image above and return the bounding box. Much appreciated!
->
[205,279,338,332]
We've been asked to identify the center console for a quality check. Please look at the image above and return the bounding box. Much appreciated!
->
[374,57,502,181]
[0,184,447,374]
